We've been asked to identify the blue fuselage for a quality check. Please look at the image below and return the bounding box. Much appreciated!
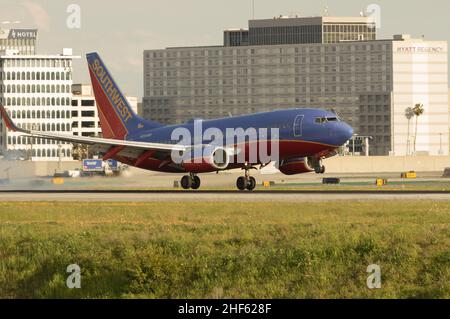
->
[127,108,353,158]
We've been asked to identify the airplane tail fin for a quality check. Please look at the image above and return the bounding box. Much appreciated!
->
[86,52,162,140]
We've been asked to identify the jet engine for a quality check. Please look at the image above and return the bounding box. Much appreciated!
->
[276,157,315,175]
[181,146,231,173]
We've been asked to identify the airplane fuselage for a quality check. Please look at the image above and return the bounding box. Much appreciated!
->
[113,108,353,173]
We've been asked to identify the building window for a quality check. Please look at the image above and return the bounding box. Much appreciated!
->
[81,100,95,106]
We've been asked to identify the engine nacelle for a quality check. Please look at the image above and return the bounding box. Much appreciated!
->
[181,146,230,173]
[276,157,315,175]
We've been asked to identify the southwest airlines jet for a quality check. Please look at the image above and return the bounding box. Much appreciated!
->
[0,53,353,191]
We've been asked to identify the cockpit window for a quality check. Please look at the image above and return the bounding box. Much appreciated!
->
[315,116,340,124]
[315,117,327,124]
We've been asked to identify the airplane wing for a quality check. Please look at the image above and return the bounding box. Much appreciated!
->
[0,105,186,166]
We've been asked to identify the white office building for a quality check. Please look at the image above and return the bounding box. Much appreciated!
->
[71,84,100,137]
[0,46,78,160]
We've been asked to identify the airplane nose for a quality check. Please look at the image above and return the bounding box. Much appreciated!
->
[340,122,354,143]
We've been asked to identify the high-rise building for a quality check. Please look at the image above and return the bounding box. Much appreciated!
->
[71,84,101,138]
[223,16,376,47]
[250,16,376,45]
[224,29,249,47]
[142,16,448,156]
[0,27,78,161]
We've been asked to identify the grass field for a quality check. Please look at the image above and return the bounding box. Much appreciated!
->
[0,201,449,299]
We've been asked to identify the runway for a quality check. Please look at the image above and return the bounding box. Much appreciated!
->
[1,190,450,202]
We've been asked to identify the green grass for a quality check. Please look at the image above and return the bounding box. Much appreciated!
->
[0,201,449,299]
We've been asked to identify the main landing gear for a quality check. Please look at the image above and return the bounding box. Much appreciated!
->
[180,173,201,190]
[236,164,257,191]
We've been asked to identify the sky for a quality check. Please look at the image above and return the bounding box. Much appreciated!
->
[1,0,449,99]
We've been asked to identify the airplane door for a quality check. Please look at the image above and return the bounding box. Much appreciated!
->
[293,115,304,137]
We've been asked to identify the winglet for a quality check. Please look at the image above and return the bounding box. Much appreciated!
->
[0,105,20,132]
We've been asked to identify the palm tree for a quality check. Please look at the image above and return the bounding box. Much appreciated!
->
[405,107,415,155]
[412,103,425,154]
[72,144,88,160]
[72,143,97,160]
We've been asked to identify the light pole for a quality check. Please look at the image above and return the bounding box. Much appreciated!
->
[29,124,36,161]
[352,134,358,156]
[58,143,62,171]
[365,137,370,156]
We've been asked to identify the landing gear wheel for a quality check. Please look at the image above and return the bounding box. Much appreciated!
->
[180,175,192,189]
[320,165,326,174]
[246,176,256,191]
[236,176,256,191]
[314,165,326,174]
[191,175,201,190]
[237,162,258,191]
[236,176,247,191]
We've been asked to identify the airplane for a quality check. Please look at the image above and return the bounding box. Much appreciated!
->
[0,52,354,191]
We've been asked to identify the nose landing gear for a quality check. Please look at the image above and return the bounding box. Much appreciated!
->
[180,173,201,190]
[314,164,326,174]
[310,157,326,174]
[236,164,257,191]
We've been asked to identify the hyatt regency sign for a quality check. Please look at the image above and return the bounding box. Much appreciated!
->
[0,29,38,40]
[396,46,445,54]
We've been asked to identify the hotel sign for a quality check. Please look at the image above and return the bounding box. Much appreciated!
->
[396,46,445,54]
[0,29,38,40]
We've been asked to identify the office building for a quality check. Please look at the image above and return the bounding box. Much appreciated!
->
[0,50,77,161]
[71,84,101,137]
[0,26,78,161]
[224,16,376,46]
